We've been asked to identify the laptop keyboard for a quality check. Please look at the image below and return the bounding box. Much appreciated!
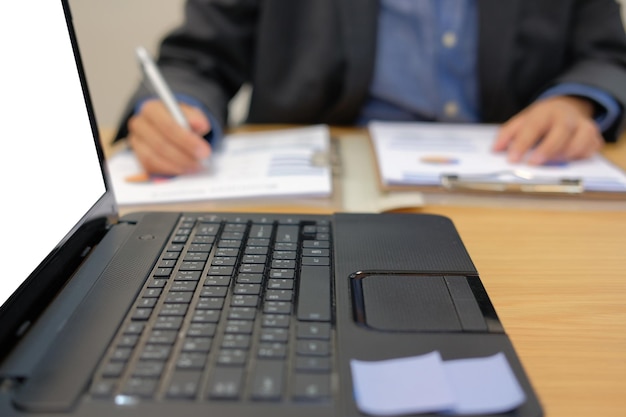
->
[90,214,334,403]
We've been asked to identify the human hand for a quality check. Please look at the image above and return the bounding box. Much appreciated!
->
[492,96,603,165]
[127,99,212,175]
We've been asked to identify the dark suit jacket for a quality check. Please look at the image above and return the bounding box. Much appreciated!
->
[118,0,626,141]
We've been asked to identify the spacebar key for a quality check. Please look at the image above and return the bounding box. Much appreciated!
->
[297,265,331,322]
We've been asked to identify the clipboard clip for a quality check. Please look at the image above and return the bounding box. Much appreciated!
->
[440,170,583,194]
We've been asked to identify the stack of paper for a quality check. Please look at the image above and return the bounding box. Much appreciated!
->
[369,121,626,194]
[107,125,332,205]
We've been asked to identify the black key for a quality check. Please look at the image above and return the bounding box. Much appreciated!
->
[196,297,224,310]
[177,352,207,370]
[264,301,291,315]
[221,334,251,350]
[201,286,228,297]
[130,308,152,321]
[216,247,239,257]
[132,361,165,378]
[204,276,231,287]
[294,357,331,373]
[302,240,329,249]
[275,226,299,243]
[124,322,145,335]
[257,343,287,359]
[141,288,163,298]
[231,295,259,307]
[160,304,188,316]
[174,270,202,281]
[224,320,254,334]
[148,330,178,345]
[91,380,116,398]
[181,337,212,353]
[272,251,296,260]
[249,360,285,401]
[267,279,293,290]
[180,261,205,271]
[167,370,203,399]
[297,266,331,322]
[101,362,125,378]
[165,292,193,304]
[187,323,217,338]
[234,284,262,295]
[191,309,221,323]
[207,367,244,400]
[140,345,171,361]
[301,257,330,266]
[170,281,197,292]
[260,328,289,343]
[269,269,295,279]
[121,378,157,398]
[292,374,331,402]
[265,289,293,302]
[137,298,157,308]
[110,347,132,362]
[211,257,237,266]
[216,349,247,366]
[297,322,331,340]
[244,246,268,255]
[184,252,209,262]
[262,315,290,328]
[271,259,295,269]
[154,316,184,330]
[228,307,256,320]
[118,335,139,348]
[296,340,330,357]
[249,224,273,239]
[274,242,297,251]
[236,273,263,284]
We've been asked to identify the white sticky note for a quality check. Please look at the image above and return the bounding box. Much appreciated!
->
[350,351,455,416]
[443,352,526,415]
[350,351,527,416]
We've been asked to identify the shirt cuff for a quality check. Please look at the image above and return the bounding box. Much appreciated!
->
[134,94,223,148]
[537,83,622,133]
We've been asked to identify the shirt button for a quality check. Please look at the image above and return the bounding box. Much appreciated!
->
[444,101,459,118]
[442,31,457,48]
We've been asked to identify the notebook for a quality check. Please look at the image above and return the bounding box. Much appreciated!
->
[0,1,542,416]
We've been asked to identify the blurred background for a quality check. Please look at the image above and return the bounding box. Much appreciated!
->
[69,0,626,139]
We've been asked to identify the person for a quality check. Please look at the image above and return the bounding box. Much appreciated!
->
[116,0,626,176]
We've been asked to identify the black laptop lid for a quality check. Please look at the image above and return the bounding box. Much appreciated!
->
[0,0,116,357]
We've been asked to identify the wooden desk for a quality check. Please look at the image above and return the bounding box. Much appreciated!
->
[103,127,626,416]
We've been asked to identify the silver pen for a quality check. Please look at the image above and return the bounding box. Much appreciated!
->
[135,46,190,130]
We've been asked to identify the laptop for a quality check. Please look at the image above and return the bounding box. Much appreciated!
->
[0,1,542,416]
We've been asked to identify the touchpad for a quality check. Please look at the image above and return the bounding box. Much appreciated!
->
[357,275,463,332]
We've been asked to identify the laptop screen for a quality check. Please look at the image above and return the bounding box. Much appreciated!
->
[0,2,106,308]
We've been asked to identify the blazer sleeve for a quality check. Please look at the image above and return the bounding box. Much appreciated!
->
[547,0,626,142]
[114,0,258,141]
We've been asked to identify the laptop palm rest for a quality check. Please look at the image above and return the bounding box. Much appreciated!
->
[12,213,179,412]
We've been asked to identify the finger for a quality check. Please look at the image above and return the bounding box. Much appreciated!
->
[505,115,550,163]
[128,112,201,175]
[182,104,211,137]
[142,100,210,161]
[492,114,524,152]
[563,121,603,161]
[526,122,571,165]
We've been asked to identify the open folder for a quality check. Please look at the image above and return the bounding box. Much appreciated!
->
[368,121,626,197]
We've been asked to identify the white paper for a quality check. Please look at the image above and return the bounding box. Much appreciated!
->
[369,121,626,192]
[107,125,332,205]
[350,352,526,416]
[350,352,455,416]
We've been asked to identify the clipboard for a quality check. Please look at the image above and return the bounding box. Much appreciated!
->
[367,121,626,199]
